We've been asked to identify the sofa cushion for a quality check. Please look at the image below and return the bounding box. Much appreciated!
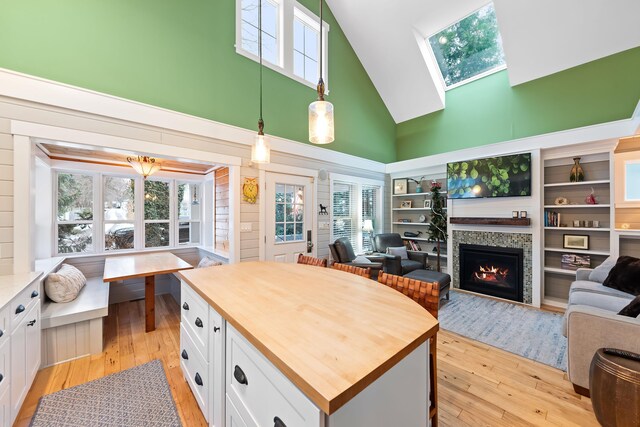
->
[603,256,640,295]
[570,280,635,299]
[588,256,616,283]
[197,256,223,269]
[401,260,423,275]
[618,295,640,318]
[568,291,633,313]
[387,246,408,260]
[45,263,87,303]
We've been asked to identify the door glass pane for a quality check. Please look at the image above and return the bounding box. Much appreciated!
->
[145,222,170,248]
[105,223,134,251]
[275,223,284,242]
[104,176,135,220]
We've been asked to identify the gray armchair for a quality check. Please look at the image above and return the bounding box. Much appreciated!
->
[372,233,428,276]
[329,238,385,276]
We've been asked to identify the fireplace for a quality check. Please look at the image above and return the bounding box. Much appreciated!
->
[459,244,524,302]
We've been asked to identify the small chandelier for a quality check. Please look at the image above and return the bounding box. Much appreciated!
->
[309,0,334,145]
[127,155,160,179]
[251,0,271,164]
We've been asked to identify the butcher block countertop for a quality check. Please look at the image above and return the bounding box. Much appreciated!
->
[178,261,439,415]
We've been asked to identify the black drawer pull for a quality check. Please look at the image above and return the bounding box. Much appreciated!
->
[31,290,39,298]
[194,372,203,386]
[27,319,36,327]
[0,374,3,383]
[234,365,248,385]
[213,326,220,333]
[195,317,203,328]
[15,305,25,315]
[274,416,286,427]
[182,302,189,310]
[0,329,3,338]
[181,349,188,360]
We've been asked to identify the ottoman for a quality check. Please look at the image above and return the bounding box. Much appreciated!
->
[404,269,451,304]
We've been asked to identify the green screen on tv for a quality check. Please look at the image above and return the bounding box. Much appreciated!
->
[447,153,531,199]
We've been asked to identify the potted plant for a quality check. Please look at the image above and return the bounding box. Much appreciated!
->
[427,180,447,272]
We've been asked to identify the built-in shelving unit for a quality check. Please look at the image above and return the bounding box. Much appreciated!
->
[542,152,613,308]
[390,175,448,272]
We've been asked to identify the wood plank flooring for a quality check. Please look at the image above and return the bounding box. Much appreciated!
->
[16,295,597,426]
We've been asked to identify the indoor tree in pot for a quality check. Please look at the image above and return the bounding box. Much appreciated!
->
[428,180,447,272]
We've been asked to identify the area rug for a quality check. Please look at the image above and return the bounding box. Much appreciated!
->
[439,291,568,370]
[31,359,181,427]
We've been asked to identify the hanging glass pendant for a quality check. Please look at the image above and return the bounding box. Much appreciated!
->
[309,0,334,145]
[251,119,270,164]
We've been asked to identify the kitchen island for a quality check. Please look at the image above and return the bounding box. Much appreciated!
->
[178,262,439,427]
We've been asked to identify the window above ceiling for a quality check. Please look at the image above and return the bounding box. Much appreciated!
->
[428,3,506,90]
[236,0,329,90]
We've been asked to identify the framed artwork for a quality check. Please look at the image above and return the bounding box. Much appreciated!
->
[394,179,408,195]
[563,234,589,250]
[400,200,412,209]
[561,254,591,270]
[423,200,432,209]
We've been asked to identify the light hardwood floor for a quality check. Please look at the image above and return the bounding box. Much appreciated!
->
[16,295,598,426]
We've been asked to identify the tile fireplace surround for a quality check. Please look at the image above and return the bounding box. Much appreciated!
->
[452,230,533,304]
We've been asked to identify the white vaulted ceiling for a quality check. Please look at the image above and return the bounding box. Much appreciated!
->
[326,0,640,124]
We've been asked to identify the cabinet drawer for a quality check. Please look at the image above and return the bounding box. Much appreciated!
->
[10,279,40,331]
[0,305,9,348]
[226,394,254,427]
[180,281,208,360]
[226,326,321,427]
[0,386,9,427]
[180,324,209,421]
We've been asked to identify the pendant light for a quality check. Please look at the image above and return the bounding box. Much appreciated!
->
[308,0,334,145]
[127,155,161,179]
[251,0,271,164]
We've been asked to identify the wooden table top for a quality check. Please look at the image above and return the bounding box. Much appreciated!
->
[103,252,193,282]
[178,261,439,415]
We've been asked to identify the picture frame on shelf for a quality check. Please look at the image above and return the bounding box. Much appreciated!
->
[394,179,408,195]
[561,254,591,270]
[400,200,412,209]
[563,234,589,250]
[424,200,432,209]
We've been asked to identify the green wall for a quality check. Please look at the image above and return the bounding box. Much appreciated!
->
[0,0,396,162]
[396,47,640,161]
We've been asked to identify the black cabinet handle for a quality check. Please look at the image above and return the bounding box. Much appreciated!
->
[195,317,203,328]
[274,416,286,427]
[0,374,3,383]
[15,305,25,315]
[27,319,36,327]
[234,365,248,385]
[0,329,3,338]
[213,326,220,333]
[182,302,189,310]
[181,349,188,360]
[31,290,39,298]
[195,372,203,386]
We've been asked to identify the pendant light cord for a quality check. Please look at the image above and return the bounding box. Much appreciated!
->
[319,0,323,81]
[258,0,264,133]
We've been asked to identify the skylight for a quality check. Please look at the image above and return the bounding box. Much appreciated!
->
[428,3,506,89]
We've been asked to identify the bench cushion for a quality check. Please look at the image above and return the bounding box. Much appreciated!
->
[41,277,109,329]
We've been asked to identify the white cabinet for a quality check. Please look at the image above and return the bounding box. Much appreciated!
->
[10,301,40,422]
[180,281,225,426]
[0,387,9,427]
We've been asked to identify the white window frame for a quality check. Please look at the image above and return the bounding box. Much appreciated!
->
[176,181,203,246]
[235,0,329,91]
[52,165,205,256]
[329,173,384,255]
[615,153,640,208]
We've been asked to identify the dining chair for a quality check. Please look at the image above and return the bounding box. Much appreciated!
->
[297,254,328,267]
[332,262,372,279]
[377,271,439,426]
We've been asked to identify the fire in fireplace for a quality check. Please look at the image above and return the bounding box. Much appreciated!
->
[460,244,523,302]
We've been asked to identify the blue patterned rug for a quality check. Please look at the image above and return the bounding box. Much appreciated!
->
[439,291,568,370]
[31,359,181,426]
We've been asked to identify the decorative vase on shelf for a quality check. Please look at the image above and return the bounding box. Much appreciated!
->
[570,157,585,182]
[415,184,423,193]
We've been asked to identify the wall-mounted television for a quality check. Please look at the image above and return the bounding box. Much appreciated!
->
[447,153,531,199]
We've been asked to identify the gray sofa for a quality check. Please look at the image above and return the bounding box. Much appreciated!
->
[563,268,640,396]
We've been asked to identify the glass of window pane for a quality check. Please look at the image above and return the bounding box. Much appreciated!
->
[104,223,134,251]
[145,223,170,248]
[241,0,259,27]
[295,186,304,204]
[178,183,199,220]
[262,33,278,65]
[285,223,294,241]
[178,221,190,244]
[57,173,93,221]
[262,0,277,37]
[294,51,305,79]
[295,206,303,222]
[286,204,294,221]
[104,177,135,220]
[294,19,304,52]
[305,57,318,84]
[275,203,284,222]
[58,224,93,253]
[275,184,285,203]
[145,181,170,220]
[295,223,303,241]
[285,185,294,203]
[241,22,259,56]
[275,223,284,242]
[304,25,318,58]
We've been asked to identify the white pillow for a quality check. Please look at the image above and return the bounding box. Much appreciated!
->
[197,256,223,269]
[353,256,372,264]
[45,263,86,303]
[589,256,616,283]
[387,246,408,260]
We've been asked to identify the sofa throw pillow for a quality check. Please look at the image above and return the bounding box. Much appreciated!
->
[618,295,640,318]
[603,256,640,296]
[45,263,86,303]
[588,256,616,283]
[387,246,408,260]
[353,256,372,264]
[197,256,223,269]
